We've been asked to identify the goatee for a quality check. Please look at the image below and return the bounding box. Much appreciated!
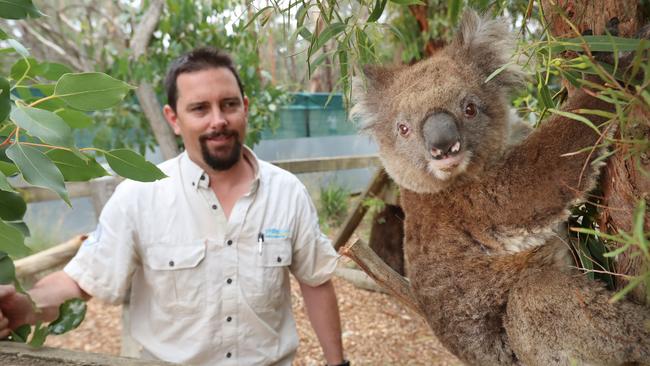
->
[199,130,242,171]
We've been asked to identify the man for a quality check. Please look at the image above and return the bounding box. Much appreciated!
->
[0,47,347,366]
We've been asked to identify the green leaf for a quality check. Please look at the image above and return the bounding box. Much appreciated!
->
[29,322,48,347]
[47,298,86,335]
[0,76,10,122]
[0,161,18,176]
[0,219,28,257]
[552,36,649,53]
[105,149,166,182]
[46,149,108,181]
[367,0,388,22]
[0,28,7,40]
[0,251,16,284]
[10,57,37,81]
[315,23,346,52]
[447,0,463,25]
[0,190,26,220]
[10,106,74,147]
[54,72,135,111]
[33,62,73,81]
[548,108,601,135]
[55,109,93,129]
[6,143,69,205]
[0,170,15,192]
[0,0,43,19]
[10,324,31,343]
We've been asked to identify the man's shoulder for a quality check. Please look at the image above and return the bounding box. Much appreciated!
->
[258,159,302,187]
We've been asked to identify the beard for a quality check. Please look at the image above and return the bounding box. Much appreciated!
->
[199,129,242,171]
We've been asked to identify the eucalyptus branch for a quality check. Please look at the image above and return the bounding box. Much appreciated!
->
[28,95,59,108]
[0,128,17,148]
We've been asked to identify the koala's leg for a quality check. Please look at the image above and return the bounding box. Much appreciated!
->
[505,267,650,366]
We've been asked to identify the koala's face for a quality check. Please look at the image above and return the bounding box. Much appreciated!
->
[352,11,523,193]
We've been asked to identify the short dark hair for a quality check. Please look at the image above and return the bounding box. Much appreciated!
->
[164,47,245,112]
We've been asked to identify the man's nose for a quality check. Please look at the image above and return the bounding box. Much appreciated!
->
[209,107,228,127]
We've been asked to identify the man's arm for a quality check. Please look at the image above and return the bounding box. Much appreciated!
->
[0,270,90,338]
[299,279,346,365]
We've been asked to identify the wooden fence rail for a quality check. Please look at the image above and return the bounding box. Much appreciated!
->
[15,155,381,203]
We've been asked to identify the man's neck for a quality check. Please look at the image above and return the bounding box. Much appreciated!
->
[203,154,254,189]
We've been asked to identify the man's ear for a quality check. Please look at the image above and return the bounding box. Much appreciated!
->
[163,105,182,135]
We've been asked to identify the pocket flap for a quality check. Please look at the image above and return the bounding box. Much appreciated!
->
[145,241,206,270]
[261,239,292,267]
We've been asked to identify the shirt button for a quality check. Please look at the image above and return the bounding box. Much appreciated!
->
[277,256,282,263]
[226,316,232,322]
[227,240,233,246]
[191,182,195,186]
[226,278,232,284]
[226,352,232,358]
[200,174,206,180]
[211,204,218,210]
[169,260,174,267]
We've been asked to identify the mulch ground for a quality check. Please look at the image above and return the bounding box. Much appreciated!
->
[44,259,460,365]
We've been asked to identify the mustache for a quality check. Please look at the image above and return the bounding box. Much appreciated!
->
[199,129,239,142]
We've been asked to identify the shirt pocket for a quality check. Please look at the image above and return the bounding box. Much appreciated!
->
[143,240,207,314]
[251,238,292,311]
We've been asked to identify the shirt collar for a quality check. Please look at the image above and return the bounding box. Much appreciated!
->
[181,146,261,193]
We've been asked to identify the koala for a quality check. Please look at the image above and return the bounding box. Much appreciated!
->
[352,10,650,366]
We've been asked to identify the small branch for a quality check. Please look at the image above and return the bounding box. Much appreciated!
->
[340,239,425,318]
[0,128,17,148]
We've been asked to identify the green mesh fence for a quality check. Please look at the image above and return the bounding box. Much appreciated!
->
[261,93,356,139]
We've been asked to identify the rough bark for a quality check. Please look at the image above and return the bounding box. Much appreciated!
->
[131,0,179,160]
[408,5,446,59]
[542,0,650,304]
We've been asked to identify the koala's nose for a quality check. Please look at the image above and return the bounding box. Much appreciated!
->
[422,112,462,160]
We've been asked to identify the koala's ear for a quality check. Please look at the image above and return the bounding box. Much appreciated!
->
[450,9,525,92]
[351,65,396,132]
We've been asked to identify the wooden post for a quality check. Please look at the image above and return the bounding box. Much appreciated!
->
[333,168,390,250]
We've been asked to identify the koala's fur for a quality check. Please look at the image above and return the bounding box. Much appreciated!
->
[352,10,650,366]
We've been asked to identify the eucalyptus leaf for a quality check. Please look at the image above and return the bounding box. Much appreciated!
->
[313,23,346,54]
[0,170,15,192]
[367,0,387,23]
[0,28,7,40]
[0,190,25,220]
[10,105,74,147]
[29,322,48,347]
[105,149,166,182]
[0,219,28,257]
[47,298,86,335]
[0,161,18,176]
[33,62,73,81]
[389,0,424,5]
[54,72,135,111]
[10,57,37,81]
[6,143,70,205]
[55,109,93,129]
[46,149,109,181]
[0,251,16,284]
[10,324,31,343]
[0,0,43,19]
[0,76,10,122]
[552,36,649,53]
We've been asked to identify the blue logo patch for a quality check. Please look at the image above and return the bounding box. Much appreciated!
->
[263,228,290,239]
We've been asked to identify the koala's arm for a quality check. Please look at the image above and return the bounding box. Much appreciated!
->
[480,86,612,230]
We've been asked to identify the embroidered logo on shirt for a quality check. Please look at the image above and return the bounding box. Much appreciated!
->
[263,228,290,239]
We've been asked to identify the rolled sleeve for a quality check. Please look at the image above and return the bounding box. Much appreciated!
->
[289,186,339,286]
[64,185,138,304]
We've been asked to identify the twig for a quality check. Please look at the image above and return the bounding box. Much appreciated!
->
[340,239,425,318]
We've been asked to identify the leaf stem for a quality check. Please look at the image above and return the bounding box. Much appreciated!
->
[0,128,17,148]
[28,94,59,108]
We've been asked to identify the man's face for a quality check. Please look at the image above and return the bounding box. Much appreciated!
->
[163,67,249,171]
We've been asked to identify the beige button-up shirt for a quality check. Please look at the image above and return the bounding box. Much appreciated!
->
[64,148,339,365]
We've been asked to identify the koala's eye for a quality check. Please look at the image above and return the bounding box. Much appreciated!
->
[397,123,410,137]
[464,103,478,118]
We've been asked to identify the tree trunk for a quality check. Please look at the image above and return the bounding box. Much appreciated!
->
[408,5,445,59]
[542,0,650,304]
[131,0,179,160]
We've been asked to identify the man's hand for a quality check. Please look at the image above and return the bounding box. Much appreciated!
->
[0,284,34,339]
